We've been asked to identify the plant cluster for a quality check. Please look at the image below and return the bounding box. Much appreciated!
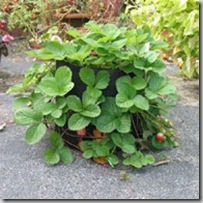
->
[128,0,199,78]
[0,0,77,43]
[8,21,178,169]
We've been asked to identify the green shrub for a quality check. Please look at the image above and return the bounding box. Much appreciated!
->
[128,0,199,78]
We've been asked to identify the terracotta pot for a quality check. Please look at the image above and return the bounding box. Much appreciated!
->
[89,0,123,20]
[54,12,89,20]
[54,12,90,27]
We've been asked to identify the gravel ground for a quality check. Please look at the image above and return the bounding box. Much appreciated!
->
[0,43,200,199]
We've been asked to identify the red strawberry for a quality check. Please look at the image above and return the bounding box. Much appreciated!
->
[156,133,165,142]
[77,128,86,137]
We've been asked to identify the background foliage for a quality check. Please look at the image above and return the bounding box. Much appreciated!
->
[128,0,199,78]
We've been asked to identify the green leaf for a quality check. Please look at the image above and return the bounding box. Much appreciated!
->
[116,79,137,108]
[55,66,72,83]
[96,146,109,157]
[81,104,101,118]
[108,154,119,167]
[131,159,142,168]
[145,51,160,64]
[158,82,177,95]
[115,114,131,133]
[80,141,92,151]
[68,45,91,62]
[82,87,102,106]
[55,66,74,95]
[13,97,30,110]
[95,70,110,89]
[150,60,166,73]
[39,67,74,96]
[51,109,63,118]
[49,131,64,149]
[14,108,43,126]
[45,41,68,60]
[27,48,54,60]
[44,149,60,165]
[38,78,59,96]
[149,74,166,91]
[94,114,116,133]
[68,113,91,131]
[116,93,134,108]
[122,133,136,145]
[79,67,95,86]
[54,114,67,127]
[67,27,82,38]
[151,40,168,50]
[83,150,94,159]
[57,98,67,109]
[134,58,145,69]
[130,153,143,168]
[7,83,24,93]
[111,133,122,147]
[116,76,131,93]
[145,88,158,99]
[123,157,131,166]
[122,144,136,154]
[131,76,147,90]
[145,154,155,165]
[42,103,57,115]
[102,23,121,39]
[67,95,83,112]
[134,95,149,111]
[58,147,74,164]
[25,123,47,145]
[148,74,176,96]
[112,39,127,49]
[94,98,131,133]
[140,156,148,166]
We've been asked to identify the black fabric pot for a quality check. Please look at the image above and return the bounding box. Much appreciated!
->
[55,60,143,149]
[55,60,126,149]
[56,60,125,97]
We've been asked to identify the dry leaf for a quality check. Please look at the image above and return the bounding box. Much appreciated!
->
[93,129,107,143]
[93,157,107,164]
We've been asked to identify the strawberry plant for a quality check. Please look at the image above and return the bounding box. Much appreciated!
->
[8,21,178,169]
[128,0,199,78]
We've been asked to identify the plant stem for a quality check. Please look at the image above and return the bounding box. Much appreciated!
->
[131,113,140,138]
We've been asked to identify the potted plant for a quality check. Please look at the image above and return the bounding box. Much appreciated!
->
[8,21,178,168]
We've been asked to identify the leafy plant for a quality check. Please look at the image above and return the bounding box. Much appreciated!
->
[128,0,199,78]
[8,21,178,169]
[0,0,78,44]
[0,0,124,45]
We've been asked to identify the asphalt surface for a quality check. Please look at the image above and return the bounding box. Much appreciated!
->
[0,46,200,199]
